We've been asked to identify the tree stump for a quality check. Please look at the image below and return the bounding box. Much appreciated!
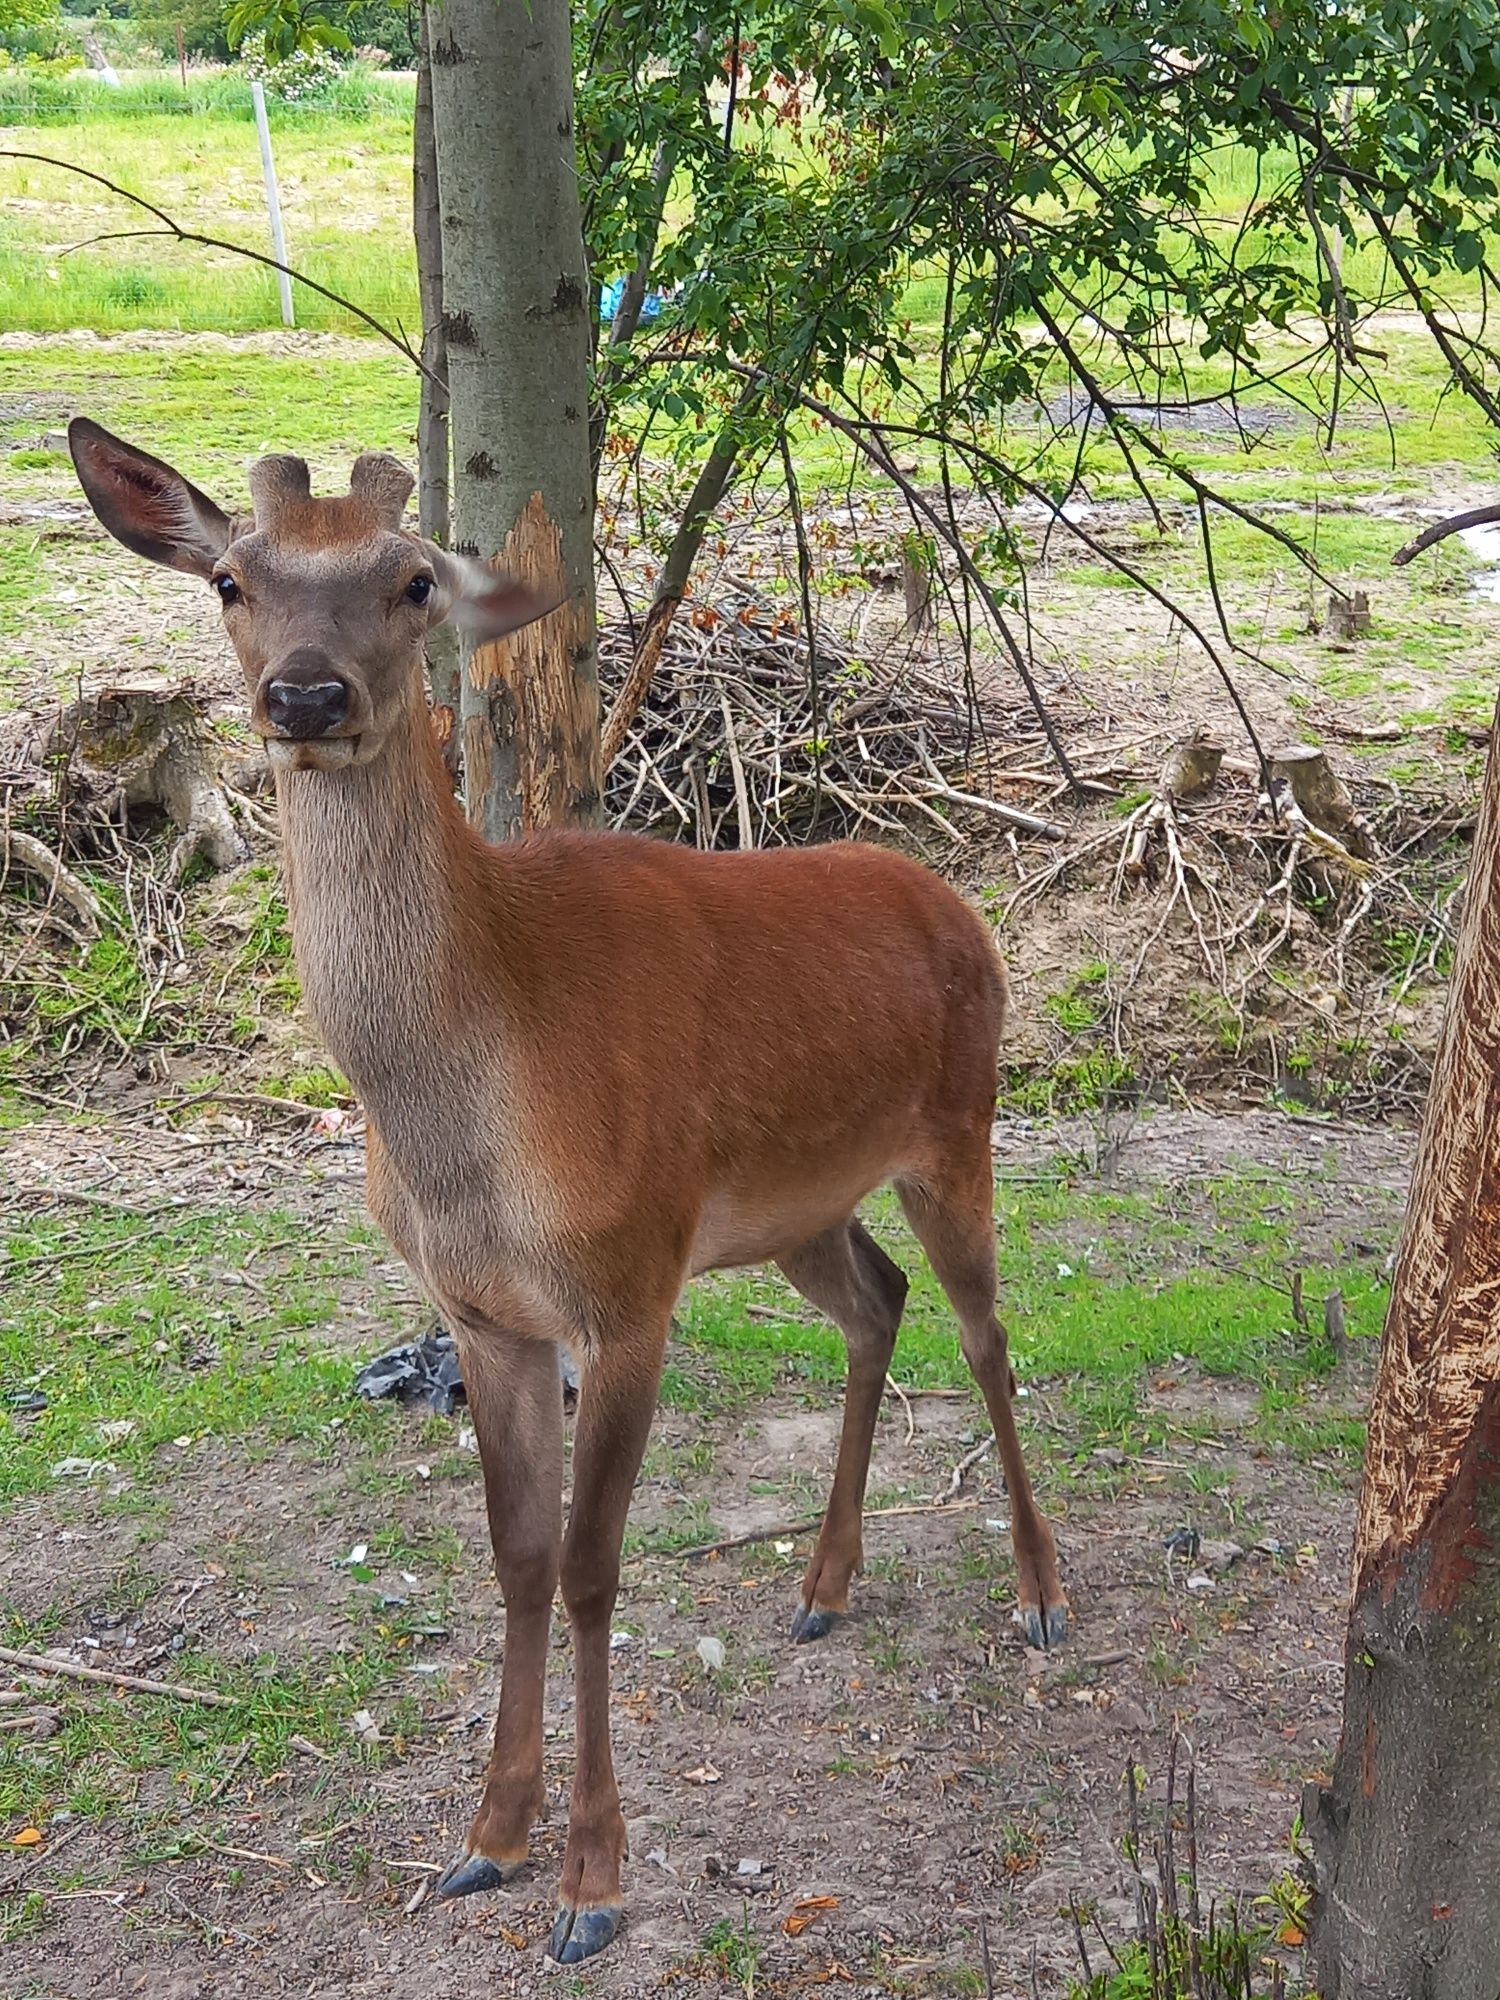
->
[42,685,248,883]
[1268,743,1377,860]
[1327,589,1371,639]
[1160,729,1225,801]
[900,535,934,637]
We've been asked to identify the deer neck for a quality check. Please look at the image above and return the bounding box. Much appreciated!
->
[271,688,491,1117]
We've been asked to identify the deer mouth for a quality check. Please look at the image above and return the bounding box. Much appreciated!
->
[265,737,360,773]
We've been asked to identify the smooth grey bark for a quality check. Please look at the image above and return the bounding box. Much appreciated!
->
[413,5,459,768]
[427,0,600,838]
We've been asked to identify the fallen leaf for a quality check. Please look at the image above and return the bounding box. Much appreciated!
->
[784,1894,839,1936]
[683,1763,722,1785]
[12,1827,44,1848]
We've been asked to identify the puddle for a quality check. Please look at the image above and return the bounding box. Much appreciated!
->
[1460,522,1500,601]
[1014,498,1093,527]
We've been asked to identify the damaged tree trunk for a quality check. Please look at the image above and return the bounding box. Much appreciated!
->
[1306,694,1500,2000]
[427,0,599,838]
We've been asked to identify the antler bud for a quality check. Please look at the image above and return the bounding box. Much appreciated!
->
[248,454,313,530]
[349,452,415,529]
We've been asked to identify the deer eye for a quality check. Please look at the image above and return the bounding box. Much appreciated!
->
[212,574,240,606]
[405,574,434,606]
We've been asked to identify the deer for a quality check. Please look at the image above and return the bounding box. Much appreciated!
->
[69,417,1068,1965]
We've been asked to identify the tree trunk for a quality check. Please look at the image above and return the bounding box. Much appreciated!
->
[427,0,599,839]
[1307,696,1500,2000]
[413,5,459,773]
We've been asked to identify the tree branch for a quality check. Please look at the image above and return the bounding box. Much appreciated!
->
[1,151,439,386]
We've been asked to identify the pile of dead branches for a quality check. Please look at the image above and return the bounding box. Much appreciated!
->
[598,607,1071,849]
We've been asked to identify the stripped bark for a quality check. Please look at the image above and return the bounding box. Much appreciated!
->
[428,0,599,839]
[467,494,598,831]
[1307,693,1500,1999]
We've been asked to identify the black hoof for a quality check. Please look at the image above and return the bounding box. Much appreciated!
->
[790,1604,835,1644]
[431,1851,516,1902]
[1017,1603,1069,1650]
[549,1903,622,1964]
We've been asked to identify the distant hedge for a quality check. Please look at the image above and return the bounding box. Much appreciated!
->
[0,63,414,123]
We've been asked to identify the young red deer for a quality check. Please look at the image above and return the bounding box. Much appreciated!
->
[70,418,1067,1963]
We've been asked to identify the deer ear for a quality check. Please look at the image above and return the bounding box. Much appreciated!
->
[433,550,565,641]
[69,417,233,578]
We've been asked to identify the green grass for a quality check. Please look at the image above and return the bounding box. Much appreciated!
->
[0,345,418,494]
[0,1626,424,1829]
[0,1163,1386,1520]
[670,1173,1388,1415]
[0,1204,393,1501]
[0,78,418,336]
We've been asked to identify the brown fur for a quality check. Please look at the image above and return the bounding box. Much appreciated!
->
[68,422,1068,1959]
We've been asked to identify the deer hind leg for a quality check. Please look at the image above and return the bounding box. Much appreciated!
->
[896,1168,1069,1649]
[777,1218,908,1643]
[432,1326,563,1903]
[550,1310,672,1965]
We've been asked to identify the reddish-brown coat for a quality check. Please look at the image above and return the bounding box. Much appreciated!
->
[68,424,1065,1965]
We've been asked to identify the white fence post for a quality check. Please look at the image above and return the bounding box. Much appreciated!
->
[250,80,296,329]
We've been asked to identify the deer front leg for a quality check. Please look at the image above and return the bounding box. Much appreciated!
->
[432,1328,563,1901]
[549,1325,668,1964]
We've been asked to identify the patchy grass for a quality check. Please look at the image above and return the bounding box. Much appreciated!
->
[663,1169,1386,1465]
[0,1204,391,1501]
[0,345,418,495]
[0,1158,1387,1517]
[0,1634,422,1831]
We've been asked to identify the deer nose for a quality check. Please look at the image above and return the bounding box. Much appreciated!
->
[265,658,350,740]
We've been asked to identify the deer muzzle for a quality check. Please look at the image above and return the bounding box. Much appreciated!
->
[264,660,351,741]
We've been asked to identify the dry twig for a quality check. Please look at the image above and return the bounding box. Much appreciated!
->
[0,1645,237,1709]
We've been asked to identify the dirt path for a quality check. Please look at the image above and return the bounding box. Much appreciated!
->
[1,1108,1408,1999]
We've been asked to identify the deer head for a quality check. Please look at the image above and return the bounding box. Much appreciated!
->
[69,418,557,773]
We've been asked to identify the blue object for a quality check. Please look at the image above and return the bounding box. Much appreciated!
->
[599,277,669,324]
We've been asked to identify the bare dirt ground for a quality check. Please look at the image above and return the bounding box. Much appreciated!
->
[2,1106,1411,2000]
